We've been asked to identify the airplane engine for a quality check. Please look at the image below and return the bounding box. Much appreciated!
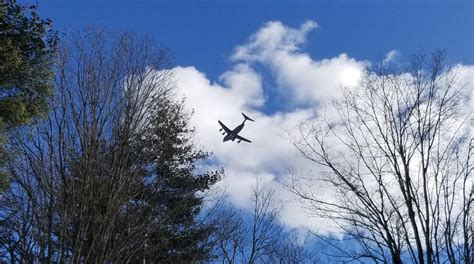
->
[238,140,241,143]
[222,132,226,135]
[219,128,223,131]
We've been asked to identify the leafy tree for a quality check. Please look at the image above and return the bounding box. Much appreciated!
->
[0,0,57,189]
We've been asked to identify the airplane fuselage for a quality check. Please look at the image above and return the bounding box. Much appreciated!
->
[223,122,245,142]
[219,113,253,143]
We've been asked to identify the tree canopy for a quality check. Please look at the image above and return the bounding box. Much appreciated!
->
[0,0,57,190]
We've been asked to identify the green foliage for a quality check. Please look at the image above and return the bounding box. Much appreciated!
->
[0,0,57,191]
[138,98,222,262]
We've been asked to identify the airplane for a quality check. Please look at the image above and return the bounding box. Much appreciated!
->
[218,113,254,143]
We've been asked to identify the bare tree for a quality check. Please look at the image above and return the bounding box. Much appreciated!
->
[287,51,473,263]
[210,181,317,264]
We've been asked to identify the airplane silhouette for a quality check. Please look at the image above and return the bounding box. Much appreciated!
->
[218,113,254,143]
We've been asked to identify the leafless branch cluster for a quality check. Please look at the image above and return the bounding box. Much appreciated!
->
[288,50,473,263]
[208,180,318,264]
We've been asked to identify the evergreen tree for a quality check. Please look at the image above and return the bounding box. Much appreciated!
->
[0,0,57,190]
[137,98,221,262]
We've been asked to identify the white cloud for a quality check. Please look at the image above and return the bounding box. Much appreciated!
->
[233,20,367,105]
[450,64,474,119]
[168,20,368,234]
[233,20,318,62]
[383,49,400,65]
[165,20,473,236]
[171,62,332,232]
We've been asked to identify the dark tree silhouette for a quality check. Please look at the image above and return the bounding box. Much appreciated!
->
[0,29,221,263]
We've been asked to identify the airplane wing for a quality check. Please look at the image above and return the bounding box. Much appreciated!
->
[218,120,231,134]
[235,134,252,143]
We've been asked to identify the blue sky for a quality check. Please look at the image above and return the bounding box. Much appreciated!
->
[40,0,473,81]
[35,0,474,238]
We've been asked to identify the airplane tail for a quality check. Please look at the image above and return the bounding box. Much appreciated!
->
[242,113,254,122]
